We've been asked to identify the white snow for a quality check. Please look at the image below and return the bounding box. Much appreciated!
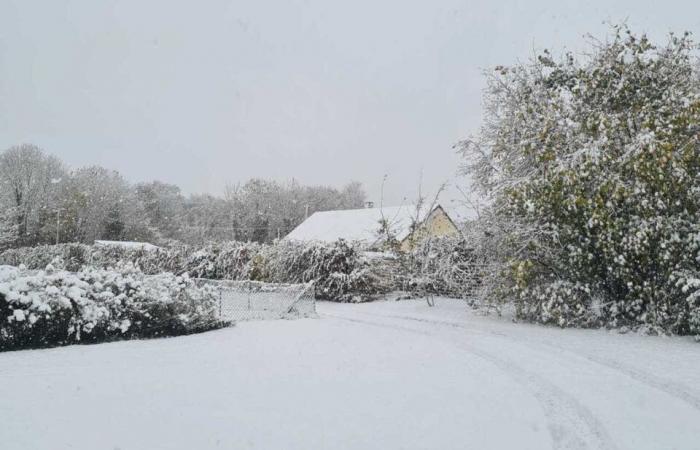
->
[0,265,19,282]
[11,309,25,322]
[284,204,428,245]
[1,298,699,450]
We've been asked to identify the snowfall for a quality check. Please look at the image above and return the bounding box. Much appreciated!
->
[1,299,699,450]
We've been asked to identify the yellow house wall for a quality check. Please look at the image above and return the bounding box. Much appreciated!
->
[399,208,459,252]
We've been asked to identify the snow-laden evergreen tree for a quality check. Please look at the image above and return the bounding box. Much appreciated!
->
[461,27,700,335]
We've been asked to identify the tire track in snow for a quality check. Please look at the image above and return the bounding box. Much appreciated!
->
[353,311,700,412]
[323,312,618,450]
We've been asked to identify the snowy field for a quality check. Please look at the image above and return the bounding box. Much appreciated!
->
[1,299,699,450]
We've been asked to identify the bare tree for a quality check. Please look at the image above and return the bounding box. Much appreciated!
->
[409,179,447,307]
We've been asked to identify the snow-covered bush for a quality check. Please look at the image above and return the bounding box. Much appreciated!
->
[181,242,261,279]
[0,243,92,271]
[0,263,226,351]
[257,240,389,301]
[461,26,700,336]
[515,279,598,328]
[400,235,484,299]
[0,240,386,301]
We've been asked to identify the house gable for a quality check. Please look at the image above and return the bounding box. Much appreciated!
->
[399,205,460,251]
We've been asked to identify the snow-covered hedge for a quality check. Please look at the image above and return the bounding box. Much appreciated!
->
[0,263,226,351]
[257,240,391,301]
[0,240,389,302]
[0,244,92,272]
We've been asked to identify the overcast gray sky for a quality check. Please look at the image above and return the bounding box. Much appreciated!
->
[1,0,698,216]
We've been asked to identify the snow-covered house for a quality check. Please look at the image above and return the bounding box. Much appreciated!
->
[283,204,459,251]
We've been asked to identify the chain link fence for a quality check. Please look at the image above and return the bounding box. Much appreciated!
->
[193,279,316,322]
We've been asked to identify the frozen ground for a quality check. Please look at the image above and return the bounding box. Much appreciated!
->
[1,298,699,450]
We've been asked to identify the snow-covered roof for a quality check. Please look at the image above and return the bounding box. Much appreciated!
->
[94,240,160,251]
[284,204,435,246]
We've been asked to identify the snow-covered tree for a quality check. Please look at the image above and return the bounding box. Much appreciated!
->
[0,206,19,251]
[461,27,700,335]
[223,179,367,243]
[0,144,367,246]
[134,181,185,240]
[57,166,136,242]
[0,144,66,245]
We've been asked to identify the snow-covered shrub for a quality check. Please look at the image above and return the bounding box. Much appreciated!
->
[515,279,598,328]
[461,26,700,336]
[0,263,226,351]
[401,235,484,299]
[258,240,388,301]
[181,242,261,280]
[0,243,92,271]
[0,265,20,282]
[0,240,386,301]
[671,269,700,337]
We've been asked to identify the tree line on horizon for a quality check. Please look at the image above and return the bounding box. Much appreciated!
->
[0,144,366,250]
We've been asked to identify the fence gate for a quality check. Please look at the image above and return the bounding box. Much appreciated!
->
[194,279,316,322]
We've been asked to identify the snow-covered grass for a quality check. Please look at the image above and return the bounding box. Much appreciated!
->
[1,298,699,450]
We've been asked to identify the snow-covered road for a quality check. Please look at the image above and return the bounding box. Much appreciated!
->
[1,299,698,450]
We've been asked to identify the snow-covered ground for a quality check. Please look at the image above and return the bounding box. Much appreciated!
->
[1,298,699,450]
